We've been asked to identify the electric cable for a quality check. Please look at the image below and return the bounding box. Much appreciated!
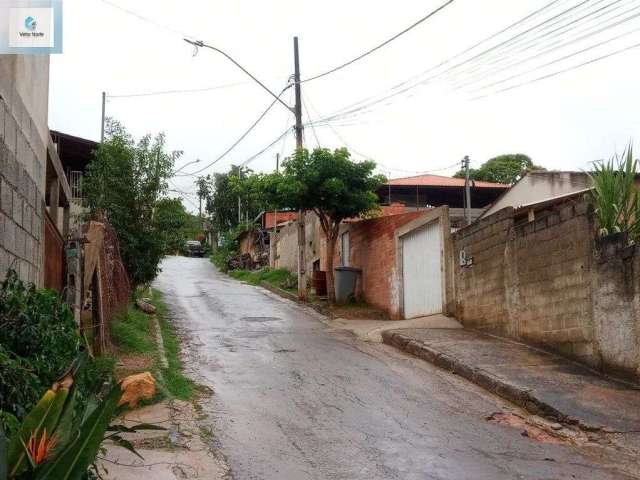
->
[301,0,456,83]
[175,84,292,177]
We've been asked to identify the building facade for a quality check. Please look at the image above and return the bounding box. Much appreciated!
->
[0,54,50,284]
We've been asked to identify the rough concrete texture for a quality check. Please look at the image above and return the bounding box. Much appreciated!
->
[100,400,230,479]
[382,328,640,433]
[150,256,637,480]
[327,314,462,343]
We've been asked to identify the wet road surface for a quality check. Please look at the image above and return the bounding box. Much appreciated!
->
[154,257,634,480]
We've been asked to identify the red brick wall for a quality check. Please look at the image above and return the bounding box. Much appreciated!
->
[336,211,425,318]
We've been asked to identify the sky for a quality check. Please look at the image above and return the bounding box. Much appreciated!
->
[48,0,640,210]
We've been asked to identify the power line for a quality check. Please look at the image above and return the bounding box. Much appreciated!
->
[308,0,608,124]
[306,0,578,120]
[107,82,248,98]
[240,127,294,167]
[310,0,640,125]
[301,0,456,83]
[450,0,636,88]
[302,94,321,148]
[174,84,291,177]
[470,14,640,94]
[472,37,640,99]
[303,90,460,175]
[185,39,293,112]
[100,0,194,39]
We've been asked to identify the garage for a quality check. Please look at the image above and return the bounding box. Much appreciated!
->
[401,220,443,318]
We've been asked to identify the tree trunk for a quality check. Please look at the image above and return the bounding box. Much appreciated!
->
[325,230,339,304]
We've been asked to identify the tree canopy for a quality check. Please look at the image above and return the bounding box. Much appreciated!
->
[262,147,385,301]
[84,118,178,286]
[453,153,544,184]
[154,197,202,254]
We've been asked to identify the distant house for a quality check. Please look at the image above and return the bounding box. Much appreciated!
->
[480,171,592,219]
[378,174,509,227]
[50,130,98,229]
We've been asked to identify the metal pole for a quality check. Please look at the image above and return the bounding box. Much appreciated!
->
[464,155,472,225]
[294,36,307,301]
[100,92,106,142]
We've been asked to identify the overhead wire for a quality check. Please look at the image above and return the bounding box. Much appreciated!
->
[308,0,640,125]
[301,0,456,83]
[107,82,248,98]
[451,0,638,89]
[472,37,640,99]
[175,83,292,177]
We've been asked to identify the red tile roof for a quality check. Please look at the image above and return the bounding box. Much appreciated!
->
[386,174,509,189]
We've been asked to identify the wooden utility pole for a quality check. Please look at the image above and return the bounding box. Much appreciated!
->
[293,37,307,300]
[271,153,280,268]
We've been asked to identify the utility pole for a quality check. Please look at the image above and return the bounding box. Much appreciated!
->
[237,166,242,224]
[271,153,280,268]
[100,92,106,142]
[293,37,307,301]
[463,155,472,225]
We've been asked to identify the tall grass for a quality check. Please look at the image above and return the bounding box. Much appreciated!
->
[590,145,639,241]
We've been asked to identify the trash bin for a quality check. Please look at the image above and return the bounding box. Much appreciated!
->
[334,266,361,303]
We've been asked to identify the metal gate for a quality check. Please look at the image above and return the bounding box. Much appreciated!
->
[401,221,442,318]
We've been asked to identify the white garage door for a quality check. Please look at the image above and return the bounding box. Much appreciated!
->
[402,222,442,318]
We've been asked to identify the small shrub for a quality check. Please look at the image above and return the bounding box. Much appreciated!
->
[590,145,640,242]
[0,270,79,421]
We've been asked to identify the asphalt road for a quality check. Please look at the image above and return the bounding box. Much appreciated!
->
[154,256,634,480]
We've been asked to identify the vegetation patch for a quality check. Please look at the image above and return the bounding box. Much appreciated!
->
[229,268,297,292]
[111,288,194,403]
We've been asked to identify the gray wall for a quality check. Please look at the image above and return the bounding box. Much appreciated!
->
[0,54,50,285]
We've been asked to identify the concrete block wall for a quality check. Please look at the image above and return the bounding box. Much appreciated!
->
[0,95,45,285]
[510,202,594,363]
[452,207,514,334]
[452,195,640,376]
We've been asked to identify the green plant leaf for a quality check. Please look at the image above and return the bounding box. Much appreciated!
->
[34,383,121,480]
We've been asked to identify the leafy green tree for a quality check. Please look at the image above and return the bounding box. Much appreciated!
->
[206,165,272,235]
[262,147,385,302]
[453,153,544,184]
[154,198,194,254]
[84,118,177,286]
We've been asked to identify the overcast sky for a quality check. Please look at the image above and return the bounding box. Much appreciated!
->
[48,0,640,210]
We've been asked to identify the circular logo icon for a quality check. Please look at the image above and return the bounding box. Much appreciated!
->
[24,16,37,31]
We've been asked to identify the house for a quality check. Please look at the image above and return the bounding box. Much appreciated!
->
[481,171,592,219]
[378,174,509,226]
[269,173,509,317]
[0,54,72,290]
[50,129,99,229]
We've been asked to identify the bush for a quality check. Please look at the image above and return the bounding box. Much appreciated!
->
[229,268,297,291]
[210,225,246,272]
[0,270,80,422]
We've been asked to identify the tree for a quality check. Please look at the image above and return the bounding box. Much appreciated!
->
[84,118,177,286]
[205,165,272,235]
[263,147,385,303]
[453,153,544,184]
[154,197,196,254]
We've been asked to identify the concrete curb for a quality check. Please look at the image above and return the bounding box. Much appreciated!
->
[381,330,590,429]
